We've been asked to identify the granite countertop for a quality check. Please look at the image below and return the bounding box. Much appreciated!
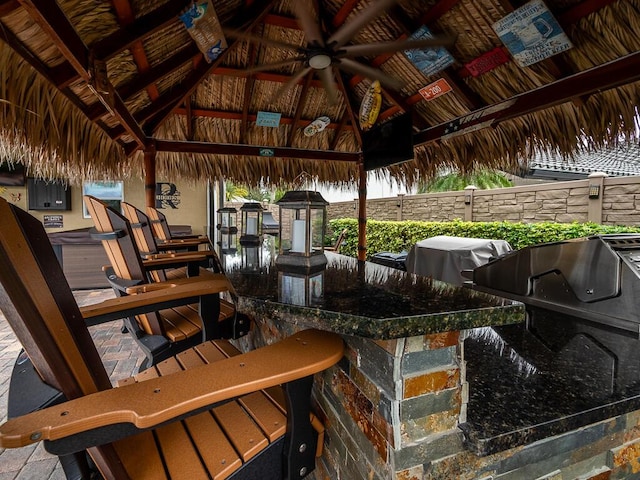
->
[220,245,525,339]
[461,307,640,456]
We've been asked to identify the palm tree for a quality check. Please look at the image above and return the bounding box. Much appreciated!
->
[418,169,512,193]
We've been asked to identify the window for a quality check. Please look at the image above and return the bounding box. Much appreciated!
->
[82,181,124,218]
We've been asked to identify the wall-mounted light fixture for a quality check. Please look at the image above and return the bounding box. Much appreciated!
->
[588,184,601,199]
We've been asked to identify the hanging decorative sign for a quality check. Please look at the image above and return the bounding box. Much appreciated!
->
[359,80,382,131]
[303,116,331,137]
[404,26,455,77]
[464,47,511,77]
[259,148,275,157]
[256,111,282,127]
[492,0,572,68]
[419,78,452,102]
[179,1,227,63]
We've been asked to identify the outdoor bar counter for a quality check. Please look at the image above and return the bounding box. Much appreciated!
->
[222,248,640,479]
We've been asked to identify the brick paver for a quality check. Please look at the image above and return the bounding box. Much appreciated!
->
[0,289,144,479]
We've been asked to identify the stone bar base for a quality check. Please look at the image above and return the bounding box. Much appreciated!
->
[238,309,640,480]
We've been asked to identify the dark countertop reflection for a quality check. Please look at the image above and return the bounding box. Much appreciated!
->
[461,308,640,456]
[220,243,524,339]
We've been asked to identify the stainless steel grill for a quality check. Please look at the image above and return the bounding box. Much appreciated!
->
[471,234,640,334]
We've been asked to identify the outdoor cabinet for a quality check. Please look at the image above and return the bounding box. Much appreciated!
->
[27,178,71,210]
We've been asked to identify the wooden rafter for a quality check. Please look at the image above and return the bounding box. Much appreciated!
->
[173,107,353,131]
[111,0,159,101]
[287,72,313,147]
[91,1,192,61]
[330,112,349,151]
[334,69,363,148]
[413,51,640,147]
[241,39,259,144]
[14,0,146,146]
[143,0,278,135]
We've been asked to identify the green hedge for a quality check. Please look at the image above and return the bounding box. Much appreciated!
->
[328,218,640,258]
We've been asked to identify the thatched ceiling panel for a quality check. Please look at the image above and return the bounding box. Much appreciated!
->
[0,0,638,187]
[141,22,192,67]
[61,0,120,47]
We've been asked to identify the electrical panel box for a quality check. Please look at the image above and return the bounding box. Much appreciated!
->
[27,178,71,211]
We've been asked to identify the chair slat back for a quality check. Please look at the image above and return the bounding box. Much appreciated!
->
[84,195,147,282]
[121,202,159,256]
[85,196,166,336]
[0,198,111,398]
[146,206,171,241]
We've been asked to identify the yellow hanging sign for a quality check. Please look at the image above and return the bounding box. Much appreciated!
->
[359,80,382,131]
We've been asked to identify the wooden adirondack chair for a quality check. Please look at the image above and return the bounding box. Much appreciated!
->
[146,205,210,249]
[0,196,344,480]
[85,195,249,369]
[121,201,222,276]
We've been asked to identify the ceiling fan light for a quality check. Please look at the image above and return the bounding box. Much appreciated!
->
[309,54,332,69]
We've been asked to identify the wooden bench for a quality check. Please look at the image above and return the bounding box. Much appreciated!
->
[85,195,249,369]
[0,196,344,480]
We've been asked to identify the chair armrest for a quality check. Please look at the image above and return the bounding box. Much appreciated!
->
[0,329,344,449]
[80,272,234,325]
[141,253,208,269]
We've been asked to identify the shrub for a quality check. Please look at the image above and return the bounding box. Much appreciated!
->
[328,218,640,258]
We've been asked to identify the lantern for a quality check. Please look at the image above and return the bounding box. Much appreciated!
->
[275,190,328,269]
[216,207,237,254]
[240,202,263,244]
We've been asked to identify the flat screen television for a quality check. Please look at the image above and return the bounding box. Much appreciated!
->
[0,163,26,186]
[362,113,414,171]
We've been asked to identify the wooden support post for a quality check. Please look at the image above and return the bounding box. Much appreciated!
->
[357,162,367,261]
[144,147,156,209]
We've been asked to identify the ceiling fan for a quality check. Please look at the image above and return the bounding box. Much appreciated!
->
[225,0,456,104]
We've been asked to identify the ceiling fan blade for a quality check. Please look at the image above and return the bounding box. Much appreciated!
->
[292,1,324,47]
[337,58,403,91]
[244,57,307,74]
[339,36,457,58]
[269,67,313,104]
[328,0,398,48]
[223,29,306,53]
[318,66,339,105]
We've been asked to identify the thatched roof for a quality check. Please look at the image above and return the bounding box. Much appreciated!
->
[0,0,638,188]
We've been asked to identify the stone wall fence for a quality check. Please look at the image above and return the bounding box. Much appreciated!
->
[327,173,640,226]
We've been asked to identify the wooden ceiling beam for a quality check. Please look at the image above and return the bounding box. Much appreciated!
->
[414,51,640,147]
[173,107,352,130]
[91,0,191,61]
[0,1,20,17]
[19,0,147,147]
[118,44,201,101]
[287,72,313,147]
[335,70,363,148]
[143,0,278,135]
[330,112,350,151]
[154,139,359,162]
[111,0,159,101]
[263,13,299,29]
[332,0,361,28]
[241,40,259,144]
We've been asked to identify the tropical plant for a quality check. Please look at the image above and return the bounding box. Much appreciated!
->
[419,170,512,193]
[224,181,249,201]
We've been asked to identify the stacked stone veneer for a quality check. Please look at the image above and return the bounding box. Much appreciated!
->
[235,298,640,479]
[243,314,640,479]
[327,176,640,226]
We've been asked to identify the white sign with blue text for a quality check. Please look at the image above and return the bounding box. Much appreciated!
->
[493,0,572,67]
